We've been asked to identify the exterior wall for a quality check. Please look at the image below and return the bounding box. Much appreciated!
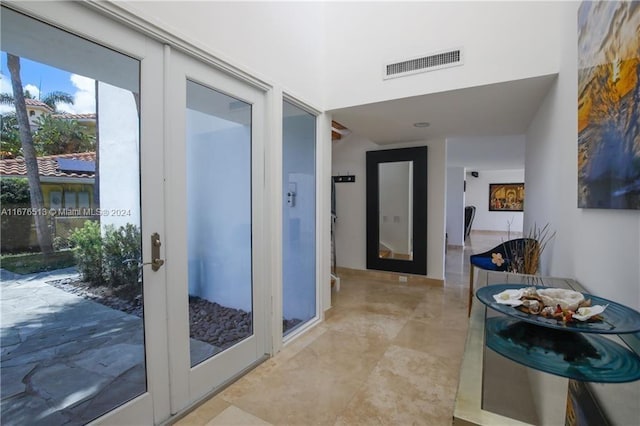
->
[332,134,446,281]
[525,2,640,310]
[465,169,525,233]
[26,105,50,130]
[6,181,95,249]
[98,82,141,231]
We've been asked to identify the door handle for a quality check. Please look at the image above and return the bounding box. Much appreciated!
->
[143,232,165,271]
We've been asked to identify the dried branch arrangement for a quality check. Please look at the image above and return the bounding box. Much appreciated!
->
[504,223,556,275]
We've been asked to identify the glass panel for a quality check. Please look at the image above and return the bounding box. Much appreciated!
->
[64,191,76,208]
[282,101,316,336]
[378,161,413,260]
[186,80,253,366]
[1,8,144,425]
[78,191,90,209]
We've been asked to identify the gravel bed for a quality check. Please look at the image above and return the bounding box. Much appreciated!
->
[47,277,303,349]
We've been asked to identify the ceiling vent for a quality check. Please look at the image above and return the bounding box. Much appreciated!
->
[383,48,463,80]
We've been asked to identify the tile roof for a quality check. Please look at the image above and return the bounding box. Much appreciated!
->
[51,113,96,121]
[24,98,54,111]
[0,152,96,179]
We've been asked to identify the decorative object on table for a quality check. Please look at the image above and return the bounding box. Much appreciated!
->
[492,286,608,322]
[577,1,640,210]
[467,224,556,315]
[467,238,535,315]
[476,284,640,334]
[485,317,640,383]
[489,183,524,211]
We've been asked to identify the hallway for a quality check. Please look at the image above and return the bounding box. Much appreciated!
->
[175,232,511,425]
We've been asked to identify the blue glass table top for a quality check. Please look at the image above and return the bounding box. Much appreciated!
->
[485,317,640,383]
[476,284,640,334]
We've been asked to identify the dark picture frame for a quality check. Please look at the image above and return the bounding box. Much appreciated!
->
[489,183,524,212]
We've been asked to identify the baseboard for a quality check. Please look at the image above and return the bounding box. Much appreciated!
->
[335,266,443,287]
[470,230,524,236]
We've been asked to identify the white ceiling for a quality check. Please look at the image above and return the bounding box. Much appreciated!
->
[330,74,557,170]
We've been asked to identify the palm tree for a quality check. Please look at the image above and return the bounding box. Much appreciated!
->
[0,93,14,105]
[41,91,74,112]
[6,53,53,254]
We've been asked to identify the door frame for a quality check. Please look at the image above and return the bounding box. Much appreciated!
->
[280,94,323,346]
[4,0,332,422]
[2,1,170,424]
[164,47,270,413]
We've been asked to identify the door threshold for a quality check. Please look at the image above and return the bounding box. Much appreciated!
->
[162,354,270,426]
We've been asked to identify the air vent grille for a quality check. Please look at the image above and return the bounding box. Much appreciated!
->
[384,48,463,79]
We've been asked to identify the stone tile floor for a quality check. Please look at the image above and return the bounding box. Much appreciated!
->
[175,231,511,426]
[0,268,146,425]
[0,232,510,425]
[0,267,222,426]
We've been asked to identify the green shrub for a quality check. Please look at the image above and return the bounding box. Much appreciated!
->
[0,178,34,253]
[0,177,31,204]
[68,221,141,288]
[69,220,102,285]
[0,250,75,274]
[53,235,72,250]
[103,223,141,288]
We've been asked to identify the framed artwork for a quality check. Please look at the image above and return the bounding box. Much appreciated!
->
[489,183,524,212]
[577,2,640,209]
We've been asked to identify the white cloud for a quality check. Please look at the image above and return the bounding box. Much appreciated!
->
[57,74,96,114]
[24,84,40,99]
[1,72,97,115]
[0,72,13,95]
[0,73,14,114]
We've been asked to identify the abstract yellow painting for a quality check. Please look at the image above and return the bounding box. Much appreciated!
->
[578,1,640,209]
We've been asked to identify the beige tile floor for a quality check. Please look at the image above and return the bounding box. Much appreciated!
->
[175,231,512,426]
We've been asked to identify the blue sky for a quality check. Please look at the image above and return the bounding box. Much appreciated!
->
[1,51,95,114]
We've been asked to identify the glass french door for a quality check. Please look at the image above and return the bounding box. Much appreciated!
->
[282,101,317,336]
[1,3,269,423]
[164,49,268,413]
[0,4,167,425]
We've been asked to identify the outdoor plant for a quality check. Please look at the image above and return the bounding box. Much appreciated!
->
[69,220,102,285]
[0,178,33,253]
[52,236,72,250]
[102,223,141,288]
[69,221,142,288]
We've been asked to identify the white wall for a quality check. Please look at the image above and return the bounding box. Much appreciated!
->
[187,113,252,312]
[332,134,446,280]
[446,166,465,246]
[127,1,325,108]
[447,135,526,170]
[324,1,562,110]
[465,169,524,233]
[525,2,640,311]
